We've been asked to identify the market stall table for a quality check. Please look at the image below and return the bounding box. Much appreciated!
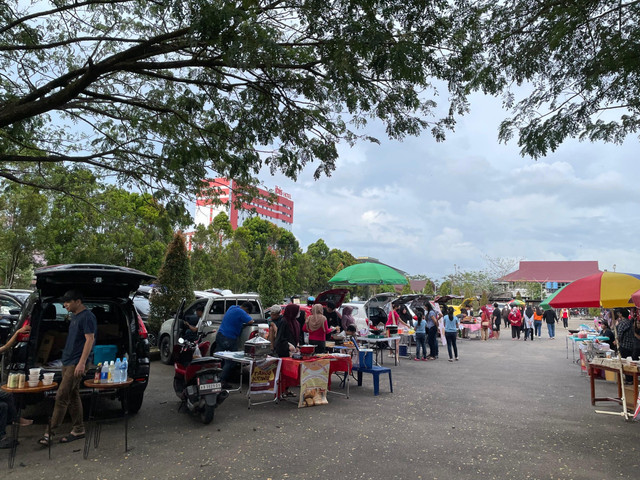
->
[588,358,640,409]
[566,334,609,362]
[356,336,401,366]
[83,378,133,459]
[213,351,281,407]
[460,322,482,339]
[279,354,352,399]
[1,381,58,468]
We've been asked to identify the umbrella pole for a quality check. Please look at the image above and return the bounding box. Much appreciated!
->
[608,309,630,421]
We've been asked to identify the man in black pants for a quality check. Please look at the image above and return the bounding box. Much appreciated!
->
[491,303,501,340]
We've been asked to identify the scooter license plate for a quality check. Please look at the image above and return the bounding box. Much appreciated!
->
[199,382,222,393]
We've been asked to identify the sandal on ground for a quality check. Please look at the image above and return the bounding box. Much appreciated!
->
[38,434,52,447]
[284,390,296,398]
[60,432,85,443]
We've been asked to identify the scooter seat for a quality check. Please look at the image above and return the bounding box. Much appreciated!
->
[190,356,219,365]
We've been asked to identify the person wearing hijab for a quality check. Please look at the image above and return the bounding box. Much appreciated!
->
[275,303,301,358]
[480,306,491,341]
[523,304,535,341]
[425,302,440,359]
[303,304,331,353]
[267,304,283,352]
[341,306,356,332]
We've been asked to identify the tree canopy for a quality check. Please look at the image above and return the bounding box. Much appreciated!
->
[0,0,487,201]
[485,0,640,157]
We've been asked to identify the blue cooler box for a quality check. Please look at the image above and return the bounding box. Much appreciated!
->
[359,349,373,369]
[93,345,117,365]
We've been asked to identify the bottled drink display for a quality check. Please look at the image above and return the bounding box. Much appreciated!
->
[114,358,122,382]
[94,363,102,384]
[107,361,115,383]
[100,362,108,383]
[121,356,128,382]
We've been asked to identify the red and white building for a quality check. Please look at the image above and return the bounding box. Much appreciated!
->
[194,178,294,231]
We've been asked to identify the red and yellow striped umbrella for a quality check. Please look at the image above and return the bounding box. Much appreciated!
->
[548,272,640,309]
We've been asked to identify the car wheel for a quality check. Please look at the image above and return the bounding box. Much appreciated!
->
[125,391,144,414]
[147,331,157,347]
[159,335,173,365]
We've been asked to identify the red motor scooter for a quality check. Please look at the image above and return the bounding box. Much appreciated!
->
[173,332,229,424]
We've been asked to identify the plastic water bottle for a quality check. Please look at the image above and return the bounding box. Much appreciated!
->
[121,357,128,382]
[108,361,115,383]
[114,358,122,383]
[100,362,108,383]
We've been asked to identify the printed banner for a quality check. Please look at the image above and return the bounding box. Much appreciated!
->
[248,358,282,396]
[298,359,329,408]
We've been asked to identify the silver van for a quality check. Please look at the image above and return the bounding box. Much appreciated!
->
[158,294,265,364]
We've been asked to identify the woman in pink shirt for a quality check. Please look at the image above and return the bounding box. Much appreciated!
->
[303,304,332,353]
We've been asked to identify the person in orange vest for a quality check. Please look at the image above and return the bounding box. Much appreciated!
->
[533,306,544,338]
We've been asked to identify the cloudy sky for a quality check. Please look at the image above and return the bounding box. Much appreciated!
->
[254,91,639,281]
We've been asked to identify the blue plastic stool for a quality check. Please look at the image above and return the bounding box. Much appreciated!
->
[353,365,393,395]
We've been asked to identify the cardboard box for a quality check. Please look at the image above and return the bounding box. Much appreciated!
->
[624,386,639,412]
[36,333,56,365]
[36,331,68,365]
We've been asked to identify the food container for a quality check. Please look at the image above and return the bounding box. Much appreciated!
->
[299,345,316,356]
[386,325,398,336]
[29,367,41,377]
[27,379,39,387]
[42,372,55,385]
[18,373,25,389]
[244,336,272,359]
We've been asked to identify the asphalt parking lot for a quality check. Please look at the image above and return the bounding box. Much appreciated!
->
[4,317,639,479]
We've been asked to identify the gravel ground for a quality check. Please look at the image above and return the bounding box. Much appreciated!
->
[4,316,638,480]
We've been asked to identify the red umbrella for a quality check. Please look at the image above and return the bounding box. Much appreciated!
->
[631,289,640,307]
[548,271,640,308]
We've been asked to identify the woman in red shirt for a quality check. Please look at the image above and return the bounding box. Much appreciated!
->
[303,304,332,353]
[508,307,523,340]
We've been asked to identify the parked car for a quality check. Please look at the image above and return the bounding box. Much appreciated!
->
[132,287,218,347]
[0,289,31,381]
[338,302,368,331]
[132,285,154,346]
[3,264,154,413]
[296,289,349,318]
[158,294,265,365]
[0,289,29,344]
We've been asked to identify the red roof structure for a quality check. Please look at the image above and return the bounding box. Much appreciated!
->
[500,261,601,283]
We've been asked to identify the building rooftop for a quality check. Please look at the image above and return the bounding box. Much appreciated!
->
[500,261,601,283]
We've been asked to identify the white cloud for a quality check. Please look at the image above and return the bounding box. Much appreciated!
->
[260,91,640,280]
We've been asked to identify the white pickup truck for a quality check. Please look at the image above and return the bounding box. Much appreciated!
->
[158,294,266,364]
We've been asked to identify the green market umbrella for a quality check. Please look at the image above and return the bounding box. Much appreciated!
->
[539,285,568,310]
[328,262,408,286]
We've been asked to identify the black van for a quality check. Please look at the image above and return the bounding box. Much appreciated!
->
[3,264,154,413]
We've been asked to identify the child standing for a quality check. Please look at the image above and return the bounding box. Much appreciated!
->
[413,307,427,361]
